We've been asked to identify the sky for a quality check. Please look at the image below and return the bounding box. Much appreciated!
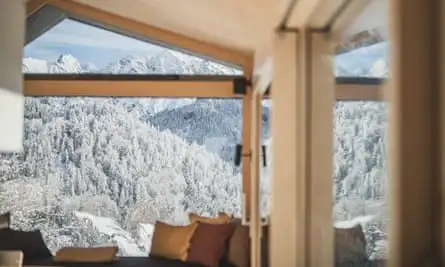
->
[24,18,388,73]
[24,19,165,68]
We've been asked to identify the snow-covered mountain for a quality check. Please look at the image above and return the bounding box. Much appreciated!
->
[103,51,241,75]
[335,42,388,77]
[23,51,241,76]
[23,55,95,74]
[23,42,388,77]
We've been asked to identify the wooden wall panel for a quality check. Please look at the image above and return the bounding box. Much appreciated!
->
[387,0,444,265]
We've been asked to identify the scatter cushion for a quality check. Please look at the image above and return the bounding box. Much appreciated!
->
[150,221,198,261]
[225,219,270,267]
[226,218,250,267]
[0,212,10,229]
[187,222,236,267]
[0,229,52,260]
[189,212,231,224]
[54,247,118,263]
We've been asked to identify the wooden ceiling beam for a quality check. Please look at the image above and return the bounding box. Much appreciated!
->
[26,0,50,17]
[44,0,252,70]
[335,82,383,101]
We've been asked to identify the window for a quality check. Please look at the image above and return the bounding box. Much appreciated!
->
[24,15,242,75]
[0,13,244,255]
[0,96,242,255]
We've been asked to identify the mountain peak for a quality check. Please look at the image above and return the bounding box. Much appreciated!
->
[57,54,79,65]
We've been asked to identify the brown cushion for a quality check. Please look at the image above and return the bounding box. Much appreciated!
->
[54,247,118,263]
[150,221,198,261]
[334,224,367,266]
[226,219,250,267]
[187,222,236,267]
[189,212,231,224]
[0,212,10,229]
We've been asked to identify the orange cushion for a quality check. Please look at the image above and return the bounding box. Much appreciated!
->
[53,247,118,263]
[150,221,198,261]
[189,212,231,224]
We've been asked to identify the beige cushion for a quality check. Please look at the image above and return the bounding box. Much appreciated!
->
[189,212,231,224]
[150,221,198,261]
[0,251,23,267]
[54,247,118,263]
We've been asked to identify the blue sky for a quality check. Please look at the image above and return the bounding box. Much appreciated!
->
[24,18,388,72]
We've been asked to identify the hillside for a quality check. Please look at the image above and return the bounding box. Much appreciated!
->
[0,44,390,259]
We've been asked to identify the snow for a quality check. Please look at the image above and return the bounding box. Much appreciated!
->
[137,223,154,253]
[334,215,375,228]
[0,43,390,261]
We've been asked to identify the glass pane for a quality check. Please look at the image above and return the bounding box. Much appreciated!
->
[333,101,388,266]
[24,18,242,75]
[0,96,242,255]
[334,42,388,78]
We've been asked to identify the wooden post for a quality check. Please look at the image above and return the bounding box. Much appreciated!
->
[270,29,334,267]
[250,92,262,267]
[387,0,444,265]
[242,89,253,222]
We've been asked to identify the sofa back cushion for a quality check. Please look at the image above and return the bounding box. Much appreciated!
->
[0,229,52,260]
[54,247,118,263]
[150,221,198,261]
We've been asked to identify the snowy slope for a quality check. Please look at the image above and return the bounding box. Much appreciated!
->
[148,99,271,166]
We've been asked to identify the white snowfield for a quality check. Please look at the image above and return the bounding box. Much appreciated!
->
[75,211,151,256]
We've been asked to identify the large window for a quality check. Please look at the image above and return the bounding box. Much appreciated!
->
[24,16,241,75]
[0,96,242,255]
[0,13,244,255]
